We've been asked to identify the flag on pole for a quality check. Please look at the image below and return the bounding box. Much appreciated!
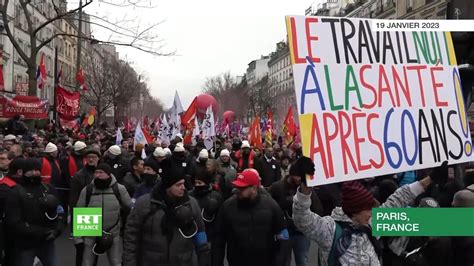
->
[0,50,5,91]
[134,123,148,150]
[249,116,262,149]
[76,68,87,91]
[265,109,273,145]
[169,109,181,140]
[36,54,47,90]
[192,118,201,145]
[282,106,297,145]
[116,127,123,146]
[223,123,230,139]
[172,91,184,114]
[181,97,198,127]
[158,114,170,144]
[201,106,216,150]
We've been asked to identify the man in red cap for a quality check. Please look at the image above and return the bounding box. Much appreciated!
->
[212,168,290,266]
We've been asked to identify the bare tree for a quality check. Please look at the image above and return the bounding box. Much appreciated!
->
[0,0,172,96]
[247,75,272,120]
[202,72,248,120]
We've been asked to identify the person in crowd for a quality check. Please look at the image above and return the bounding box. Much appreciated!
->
[122,157,144,197]
[216,149,238,199]
[103,145,128,184]
[6,158,64,266]
[22,141,34,158]
[132,160,161,203]
[0,155,20,266]
[279,155,291,180]
[270,160,324,266]
[255,145,281,188]
[146,147,167,166]
[171,143,194,190]
[3,135,16,151]
[70,147,101,266]
[190,169,223,248]
[75,163,131,266]
[40,142,61,184]
[10,144,23,158]
[120,139,130,155]
[123,159,210,266]
[293,156,435,265]
[234,140,256,172]
[212,168,290,266]
[210,139,223,159]
[193,148,209,176]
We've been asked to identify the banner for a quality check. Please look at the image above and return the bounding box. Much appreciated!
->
[134,123,148,149]
[0,95,48,119]
[56,86,80,125]
[201,106,216,150]
[286,16,473,186]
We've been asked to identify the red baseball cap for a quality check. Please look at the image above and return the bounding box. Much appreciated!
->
[232,169,261,188]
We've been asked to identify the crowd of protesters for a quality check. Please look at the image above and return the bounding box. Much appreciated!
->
[0,120,472,266]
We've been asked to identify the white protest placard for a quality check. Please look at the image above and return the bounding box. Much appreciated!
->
[286,16,473,186]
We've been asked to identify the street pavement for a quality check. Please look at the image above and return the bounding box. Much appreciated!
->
[55,227,319,266]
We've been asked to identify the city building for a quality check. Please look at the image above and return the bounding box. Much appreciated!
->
[267,41,296,128]
[246,55,270,86]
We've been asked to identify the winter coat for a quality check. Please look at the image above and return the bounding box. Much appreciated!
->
[270,180,323,235]
[212,193,288,266]
[123,172,141,197]
[293,182,426,266]
[280,166,290,181]
[190,186,223,240]
[5,180,62,249]
[255,156,281,187]
[104,156,130,184]
[452,236,474,266]
[216,158,238,199]
[69,165,96,208]
[123,193,208,266]
[75,176,131,242]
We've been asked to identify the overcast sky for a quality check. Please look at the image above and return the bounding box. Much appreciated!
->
[84,0,316,109]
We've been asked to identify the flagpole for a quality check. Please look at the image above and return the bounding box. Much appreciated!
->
[53,46,58,130]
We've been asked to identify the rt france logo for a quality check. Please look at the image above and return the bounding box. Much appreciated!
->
[73,208,102,237]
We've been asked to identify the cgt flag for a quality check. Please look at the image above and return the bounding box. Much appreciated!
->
[282,106,297,145]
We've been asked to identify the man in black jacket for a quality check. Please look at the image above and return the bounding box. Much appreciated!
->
[122,157,144,197]
[123,159,210,266]
[6,158,64,266]
[255,145,281,188]
[212,168,290,266]
[270,164,324,266]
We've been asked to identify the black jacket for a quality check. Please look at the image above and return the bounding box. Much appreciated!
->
[212,193,288,266]
[122,172,141,197]
[190,186,223,240]
[5,180,62,249]
[104,156,129,184]
[270,180,323,234]
[255,156,281,188]
[123,191,210,266]
[69,165,96,208]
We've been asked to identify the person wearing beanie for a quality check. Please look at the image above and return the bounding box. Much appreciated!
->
[122,158,144,198]
[190,168,223,253]
[40,142,61,185]
[213,168,290,266]
[70,147,101,266]
[132,159,161,202]
[216,149,238,200]
[103,144,128,184]
[234,140,256,172]
[144,147,166,171]
[210,139,223,160]
[3,134,16,150]
[293,156,435,266]
[171,143,194,191]
[6,158,64,265]
[123,158,210,266]
[75,162,131,266]
[269,160,323,266]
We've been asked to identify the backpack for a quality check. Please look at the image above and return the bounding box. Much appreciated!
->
[85,182,122,207]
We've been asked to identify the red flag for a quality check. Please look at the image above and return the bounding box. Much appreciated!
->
[249,116,262,149]
[143,116,150,130]
[181,97,197,127]
[283,107,297,145]
[76,68,87,91]
[36,54,47,90]
[142,125,154,144]
[183,118,196,145]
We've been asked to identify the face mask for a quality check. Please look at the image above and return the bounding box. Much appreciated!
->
[141,173,157,186]
[23,175,42,185]
[194,185,211,196]
[94,178,112,189]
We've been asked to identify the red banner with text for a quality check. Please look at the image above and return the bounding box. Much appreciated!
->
[0,95,49,119]
[56,86,80,127]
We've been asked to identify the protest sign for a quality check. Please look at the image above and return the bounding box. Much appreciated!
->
[56,86,80,127]
[286,16,473,186]
[0,95,48,119]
